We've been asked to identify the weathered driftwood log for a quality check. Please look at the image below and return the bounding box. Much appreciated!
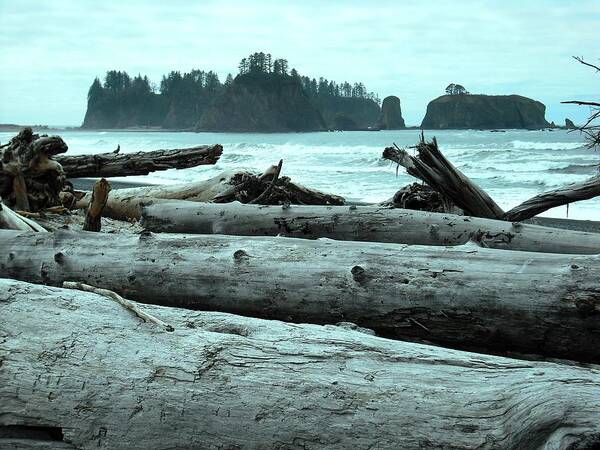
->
[141,200,600,254]
[1,230,599,362]
[0,202,46,232]
[383,135,504,219]
[1,279,599,450]
[56,144,223,178]
[383,136,600,223]
[0,128,67,211]
[505,173,600,222]
[76,169,345,221]
[82,178,111,232]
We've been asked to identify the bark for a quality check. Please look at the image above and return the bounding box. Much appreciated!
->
[82,179,111,232]
[76,169,345,221]
[1,279,600,450]
[56,144,223,179]
[141,200,600,254]
[1,230,599,362]
[505,173,600,222]
[0,202,46,232]
[383,135,505,219]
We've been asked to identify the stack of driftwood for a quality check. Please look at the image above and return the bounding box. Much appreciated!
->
[1,128,600,449]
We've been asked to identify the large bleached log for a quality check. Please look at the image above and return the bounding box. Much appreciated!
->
[383,135,505,219]
[56,144,223,178]
[142,200,600,254]
[1,230,599,362]
[0,202,46,232]
[77,169,345,221]
[1,279,599,450]
[505,173,600,222]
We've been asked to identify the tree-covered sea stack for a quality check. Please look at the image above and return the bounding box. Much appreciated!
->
[81,51,397,131]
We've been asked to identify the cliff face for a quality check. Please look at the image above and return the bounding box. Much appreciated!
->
[197,74,326,132]
[421,94,549,129]
[379,96,406,129]
[82,94,166,129]
[314,97,381,130]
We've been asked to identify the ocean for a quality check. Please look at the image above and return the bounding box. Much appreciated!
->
[2,128,598,220]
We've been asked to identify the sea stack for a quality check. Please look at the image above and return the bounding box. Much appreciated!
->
[421,94,550,129]
[565,118,577,129]
[379,96,406,129]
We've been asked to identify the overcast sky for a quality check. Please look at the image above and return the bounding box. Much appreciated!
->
[0,0,598,126]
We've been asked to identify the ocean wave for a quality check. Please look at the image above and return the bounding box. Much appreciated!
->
[547,164,598,175]
[511,140,585,150]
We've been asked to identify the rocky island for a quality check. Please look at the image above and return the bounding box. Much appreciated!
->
[421,84,549,129]
[197,72,325,132]
[82,52,392,132]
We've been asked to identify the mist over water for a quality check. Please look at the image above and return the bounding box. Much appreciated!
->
[3,129,597,220]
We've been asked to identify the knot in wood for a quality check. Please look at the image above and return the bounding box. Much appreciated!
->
[233,250,249,261]
[351,265,367,283]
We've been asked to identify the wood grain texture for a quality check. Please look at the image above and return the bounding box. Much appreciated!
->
[0,229,599,362]
[1,279,599,449]
[142,201,600,254]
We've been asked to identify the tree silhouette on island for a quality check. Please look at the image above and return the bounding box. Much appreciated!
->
[82,51,383,130]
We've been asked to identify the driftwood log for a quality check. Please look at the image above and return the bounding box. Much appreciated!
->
[1,229,599,362]
[1,279,599,450]
[141,201,600,254]
[505,173,600,221]
[82,179,111,232]
[383,135,504,219]
[0,202,46,232]
[76,169,345,221]
[0,128,67,211]
[57,144,223,178]
[383,136,600,222]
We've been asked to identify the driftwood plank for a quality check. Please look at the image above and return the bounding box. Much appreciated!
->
[1,279,599,449]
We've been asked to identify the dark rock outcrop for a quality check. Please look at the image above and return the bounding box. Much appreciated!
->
[565,118,577,129]
[379,96,406,129]
[197,74,326,132]
[421,94,550,129]
[314,97,381,130]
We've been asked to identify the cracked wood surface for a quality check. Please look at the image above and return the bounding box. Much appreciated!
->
[1,279,599,449]
[56,145,223,179]
[0,230,599,362]
[141,201,600,254]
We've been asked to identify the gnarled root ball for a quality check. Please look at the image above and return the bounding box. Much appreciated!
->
[0,127,68,211]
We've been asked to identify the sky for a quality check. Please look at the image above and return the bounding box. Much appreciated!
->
[0,0,598,126]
